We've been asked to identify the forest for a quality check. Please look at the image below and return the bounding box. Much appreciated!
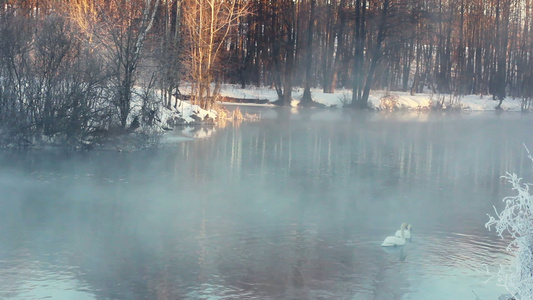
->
[0,0,532,147]
[227,0,533,109]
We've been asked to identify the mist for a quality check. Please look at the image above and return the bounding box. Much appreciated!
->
[1,109,531,299]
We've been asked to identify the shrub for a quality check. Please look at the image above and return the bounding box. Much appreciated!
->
[379,95,399,111]
[486,147,533,299]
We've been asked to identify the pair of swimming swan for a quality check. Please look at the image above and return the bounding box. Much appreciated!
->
[381,223,412,247]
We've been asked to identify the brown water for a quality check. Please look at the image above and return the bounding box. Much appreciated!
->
[0,109,531,299]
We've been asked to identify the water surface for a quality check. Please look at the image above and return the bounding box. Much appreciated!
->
[1,109,531,299]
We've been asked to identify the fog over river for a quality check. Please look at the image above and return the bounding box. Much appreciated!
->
[1,108,531,299]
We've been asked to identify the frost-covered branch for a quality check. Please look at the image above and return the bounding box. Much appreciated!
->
[486,149,533,299]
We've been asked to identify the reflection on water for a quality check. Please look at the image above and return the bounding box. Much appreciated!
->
[1,109,532,299]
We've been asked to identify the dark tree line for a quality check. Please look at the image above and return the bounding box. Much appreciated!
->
[222,0,533,109]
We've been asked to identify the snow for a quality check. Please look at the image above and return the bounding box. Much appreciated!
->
[130,84,525,142]
[206,84,526,111]
[128,89,218,132]
[151,83,525,134]
[486,165,533,299]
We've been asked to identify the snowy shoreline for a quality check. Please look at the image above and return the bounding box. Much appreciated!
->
[10,85,521,149]
[157,84,527,131]
[213,84,526,112]
[149,84,527,142]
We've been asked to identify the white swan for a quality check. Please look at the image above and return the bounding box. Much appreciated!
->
[395,223,412,240]
[381,223,407,247]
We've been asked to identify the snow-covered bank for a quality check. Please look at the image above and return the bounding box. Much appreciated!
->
[128,89,218,133]
[119,84,526,148]
[83,95,217,150]
[213,84,526,111]
[155,101,217,129]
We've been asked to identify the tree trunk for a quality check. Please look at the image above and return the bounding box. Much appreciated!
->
[360,0,388,109]
[300,0,315,106]
[351,0,366,107]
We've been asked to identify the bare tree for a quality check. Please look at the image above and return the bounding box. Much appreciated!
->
[182,0,249,109]
[157,0,183,109]
[0,5,111,148]
[63,0,160,128]
[299,0,317,107]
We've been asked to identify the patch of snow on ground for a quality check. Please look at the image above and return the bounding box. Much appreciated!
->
[211,84,524,111]
[129,88,218,132]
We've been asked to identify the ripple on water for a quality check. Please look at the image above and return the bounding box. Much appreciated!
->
[0,257,94,299]
[185,283,258,299]
[419,230,510,264]
[389,228,512,299]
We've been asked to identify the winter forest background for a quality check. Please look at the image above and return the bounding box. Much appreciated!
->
[2,1,533,299]
[1,0,532,147]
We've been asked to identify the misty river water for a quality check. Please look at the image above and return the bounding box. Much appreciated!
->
[1,108,533,300]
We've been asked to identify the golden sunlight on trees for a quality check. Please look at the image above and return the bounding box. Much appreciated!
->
[59,0,98,42]
[5,0,533,144]
[182,0,249,109]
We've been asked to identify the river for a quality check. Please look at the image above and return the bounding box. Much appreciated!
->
[1,108,531,299]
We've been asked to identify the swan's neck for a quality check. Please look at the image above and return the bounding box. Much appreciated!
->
[400,228,405,239]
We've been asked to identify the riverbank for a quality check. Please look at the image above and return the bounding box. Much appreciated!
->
[4,84,523,149]
[151,84,528,134]
[212,84,526,111]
